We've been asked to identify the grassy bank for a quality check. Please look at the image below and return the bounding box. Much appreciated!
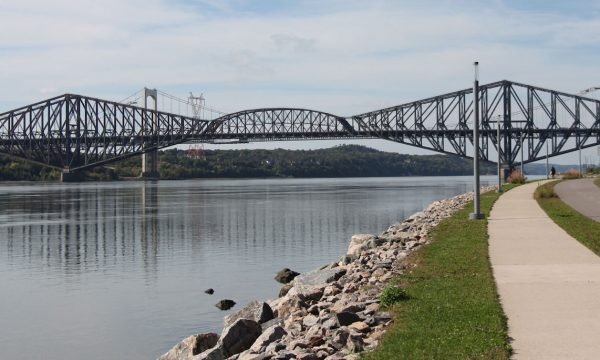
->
[595,178,600,188]
[365,189,512,360]
[535,181,600,255]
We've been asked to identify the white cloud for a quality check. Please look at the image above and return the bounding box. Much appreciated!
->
[1,0,600,164]
[271,34,317,53]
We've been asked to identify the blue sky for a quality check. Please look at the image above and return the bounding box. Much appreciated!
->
[1,0,599,164]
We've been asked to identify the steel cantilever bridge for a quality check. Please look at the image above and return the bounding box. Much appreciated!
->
[1,80,599,178]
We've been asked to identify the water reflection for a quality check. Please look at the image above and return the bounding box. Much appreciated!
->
[1,180,421,278]
[0,184,164,279]
[0,177,493,360]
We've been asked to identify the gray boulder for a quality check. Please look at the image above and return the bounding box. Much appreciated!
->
[408,211,425,221]
[238,352,270,360]
[346,234,374,256]
[330,301,363,314]
[260,317,283,331]
[335,311,360,326]
[219,319,262,358]
[293,268,346,287]
[364,237,386,249]
[250,325,287,352]
[194,346,224,360]
[337,255,355,266]
[158,332,218,360]
[302,314,319,328]
[286,284,324,302]
[346,333,365,353]
[278,283,293,297]
[224,301,274,328]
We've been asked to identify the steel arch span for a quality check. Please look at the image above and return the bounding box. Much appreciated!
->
[193,108,364,143]
[1,80,599,173]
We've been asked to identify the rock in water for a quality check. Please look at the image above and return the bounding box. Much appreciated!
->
[274,268,300,284]
[216,299,236,310]
[205,288,215,295]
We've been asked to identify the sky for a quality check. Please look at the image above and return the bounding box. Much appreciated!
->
[1,0,600,165]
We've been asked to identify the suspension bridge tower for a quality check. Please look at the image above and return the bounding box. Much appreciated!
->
[142,88,159,179]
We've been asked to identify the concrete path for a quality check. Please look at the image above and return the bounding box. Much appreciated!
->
[489,181,600,359]
[554,178,600,222]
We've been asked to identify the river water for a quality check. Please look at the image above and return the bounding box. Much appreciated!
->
[0,176,496,360]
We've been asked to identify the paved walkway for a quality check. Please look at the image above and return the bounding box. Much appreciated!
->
[489,181,600,359]
[554,178,600,222]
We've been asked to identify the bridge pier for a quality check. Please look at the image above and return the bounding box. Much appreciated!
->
[60,170,84,182]
[141,150,159,179]
[501,165,516,182]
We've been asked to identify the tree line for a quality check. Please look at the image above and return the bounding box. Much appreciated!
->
[0,145,497,181]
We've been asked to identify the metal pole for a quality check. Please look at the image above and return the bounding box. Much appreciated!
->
[470,62,484,220]
[579,141,582,177]
[520,131,524,179]
[497,114,502,192]
[546,141,549,179]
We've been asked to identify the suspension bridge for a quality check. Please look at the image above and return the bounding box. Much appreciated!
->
[0,80,599,181]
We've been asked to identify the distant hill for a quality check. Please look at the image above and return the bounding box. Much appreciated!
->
[113,144,498,179]
[0,145,501,181]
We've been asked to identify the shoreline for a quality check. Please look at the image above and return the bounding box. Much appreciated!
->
[159,186,496,360]
[0,173,502,184]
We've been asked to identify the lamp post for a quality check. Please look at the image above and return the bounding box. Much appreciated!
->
[497,115,502,192]
[546,141,549,179]
[520,131,524,178]
[470,62,484,220]
[579,140,582,177]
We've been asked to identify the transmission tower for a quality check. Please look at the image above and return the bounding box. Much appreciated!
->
[185,144,205,160]
[189,92,206,119]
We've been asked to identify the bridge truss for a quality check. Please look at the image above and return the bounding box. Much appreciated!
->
[0,80,599,173]
[352,80,600,166]
[0,94,208,171]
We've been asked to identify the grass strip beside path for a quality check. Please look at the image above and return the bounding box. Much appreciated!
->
[364,189,512,360]
[535,181,600,255]
[594,178,600,189]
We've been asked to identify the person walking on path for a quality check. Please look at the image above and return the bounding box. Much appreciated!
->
[551,166,556,178]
